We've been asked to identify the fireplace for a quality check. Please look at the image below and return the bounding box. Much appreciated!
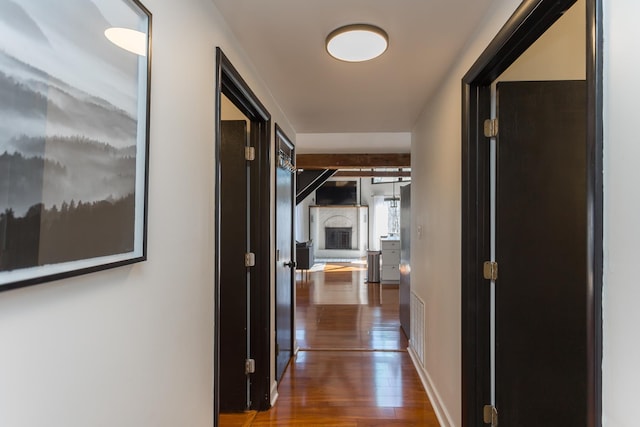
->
[325,227,352,250]
[309,206,367,258]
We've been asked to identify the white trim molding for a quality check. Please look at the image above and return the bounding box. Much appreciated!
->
[270,381,279,408]
[408,346,456,427]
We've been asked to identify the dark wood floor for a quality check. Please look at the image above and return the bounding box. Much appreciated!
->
[220,262,439,426]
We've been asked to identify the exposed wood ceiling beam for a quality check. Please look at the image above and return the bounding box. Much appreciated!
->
[296,153,410,169]
[333,171,411,178]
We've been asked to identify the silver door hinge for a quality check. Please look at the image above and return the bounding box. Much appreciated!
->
[483,261,498,281]
[245,146,255,161]
[483,405,498,426]
[245,252,255,267]
[484,119,499,138]
[245,358,255,375]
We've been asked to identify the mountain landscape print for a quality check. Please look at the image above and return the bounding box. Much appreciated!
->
[0,0,150,286]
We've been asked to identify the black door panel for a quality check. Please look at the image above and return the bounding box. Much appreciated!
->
[275,129,295,381]
[495,81,587,425]
[219,120,249,412]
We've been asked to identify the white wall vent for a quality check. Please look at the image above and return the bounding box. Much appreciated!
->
[410,292,425,366]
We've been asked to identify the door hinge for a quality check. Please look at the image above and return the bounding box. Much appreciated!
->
[484,119,499,138]
[245,252,255,267]
[483,261,498,281]
[483,405,498,426]
[245,146,256,161]
[275,343,280,356]
[245,358,256,375]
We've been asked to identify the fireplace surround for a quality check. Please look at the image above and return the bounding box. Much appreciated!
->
[309,206,367,258]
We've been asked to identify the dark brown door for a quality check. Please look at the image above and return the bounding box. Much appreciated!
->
[275,128,295,381]
[219,120,250,412]
[399,183,411,338]
[495,80,587,425]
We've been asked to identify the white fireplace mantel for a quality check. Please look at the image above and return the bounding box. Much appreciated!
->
[309,205,368,259]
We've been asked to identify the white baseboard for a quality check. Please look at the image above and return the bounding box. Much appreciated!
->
[408,346,456,427]
[270,381,279,407]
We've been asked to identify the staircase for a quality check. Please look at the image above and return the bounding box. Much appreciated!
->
[296,169,336,205]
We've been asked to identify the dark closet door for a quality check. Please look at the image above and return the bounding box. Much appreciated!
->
[495,81,587,425]
[275,131,295,381]
[220,120,250,412]
[399,184,411,338]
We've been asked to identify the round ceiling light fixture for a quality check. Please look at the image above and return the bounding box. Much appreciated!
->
[326,24,388,62]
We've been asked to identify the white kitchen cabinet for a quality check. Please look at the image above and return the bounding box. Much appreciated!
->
[380,238,400,284]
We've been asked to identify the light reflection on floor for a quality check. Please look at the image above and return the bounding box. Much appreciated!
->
[296,261,407,351]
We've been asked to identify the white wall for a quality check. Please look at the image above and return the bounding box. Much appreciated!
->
[296,132,410,154]
[0,0,294,426]
[602,0,640,425]
[409,0,520,425]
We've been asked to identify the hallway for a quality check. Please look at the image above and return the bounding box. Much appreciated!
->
[221,262,439,426]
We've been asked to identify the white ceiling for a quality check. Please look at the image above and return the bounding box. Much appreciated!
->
[211,0,495,134]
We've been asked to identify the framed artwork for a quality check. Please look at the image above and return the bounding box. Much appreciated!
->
[0,0,152,291]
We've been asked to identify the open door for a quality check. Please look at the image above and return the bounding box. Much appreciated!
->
[219,119,251,411]
[494,80,587,425]
[275,125,295,381]
[399,184,411,338]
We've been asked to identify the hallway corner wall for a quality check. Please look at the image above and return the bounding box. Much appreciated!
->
[409,0,521,425]
[0,0,295,425]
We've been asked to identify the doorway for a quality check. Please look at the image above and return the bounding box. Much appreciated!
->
[215,48,272,421]
[461,0,602,426]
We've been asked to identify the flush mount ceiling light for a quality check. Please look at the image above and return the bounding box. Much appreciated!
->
[326,24,388,62]
[105,27,147,56]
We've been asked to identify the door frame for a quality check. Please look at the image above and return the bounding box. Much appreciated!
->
[274,124,296,381]
[460,0,603,426]
[214,47,272,421]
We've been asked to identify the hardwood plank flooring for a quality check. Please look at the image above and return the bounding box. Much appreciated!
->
[219,411,256,427]
[296,262,407,351]
[251,350,438,426]
[221,262,439,426]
